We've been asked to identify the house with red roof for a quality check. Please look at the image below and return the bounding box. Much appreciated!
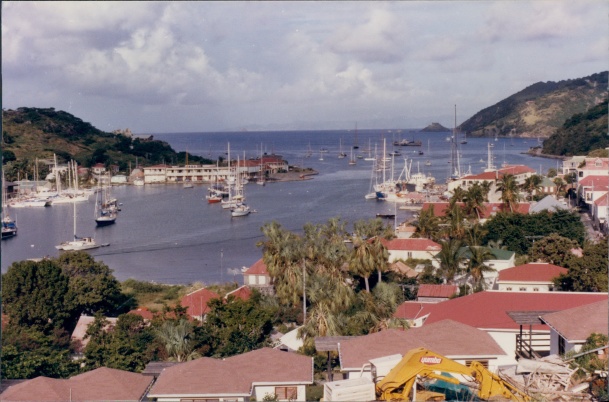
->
[593,192,609,233]
[337,320,510,377]
[225,285,252,301]
[416,284,458,302]
[446,165,535,203]
[380,238,441,262]
[180,287,220,322]
[495,263,567,292]
[243,258,273,292]
[541,300,608,356]
[576,157,609,180]
[0,367,153,401]
[393,291,608,364]
[147,348,313,401]
[577,175,609,206]
[128,307,155,320]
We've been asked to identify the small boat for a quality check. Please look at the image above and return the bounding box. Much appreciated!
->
[95,210,117,227]
[231,203,251,217]
[418,150,424,155]
[9,197,51,208]
[338,138,347,159]
[133,178,144,186]
[1,178,17,239]
[460,132,468,144]
[425,160,432,166]
[2,216,18,239]
[206,192,223,203]
[376,213,395,219]
[57,197,102,251]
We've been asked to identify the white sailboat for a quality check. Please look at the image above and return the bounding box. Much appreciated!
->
[94,176,117,226]
[230,155,251,217]
[348,147,357,165]
[338,138,347,159]
[2,173,17,239]
[56,197,104,251]
[425,140,432,166]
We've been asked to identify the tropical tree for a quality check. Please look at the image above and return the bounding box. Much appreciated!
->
[553,240,608,292]
[443,198,468,239]
[153,319,200,362]
[464,246,496,291]
[351,282,406,334]
[465,223,488,247]
[298,274,354,349]
[435,238,466,284]
[496,173,521,212]
[553,177,566,196]
[349,218,393,290]
[529,233,580,266]
[413,205,440,240]
[3,259,72,332]
[464,182,487,221]
[522,174,543,201]
[450,186,467,202]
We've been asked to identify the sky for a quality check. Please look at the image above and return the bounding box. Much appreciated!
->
[2,1,607,134]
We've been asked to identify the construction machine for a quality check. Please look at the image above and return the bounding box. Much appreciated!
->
[324,347,531,401]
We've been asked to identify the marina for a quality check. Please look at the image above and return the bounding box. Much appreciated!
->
[1,130,559,285]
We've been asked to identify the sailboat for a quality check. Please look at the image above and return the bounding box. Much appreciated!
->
[460,132,468,144]
[338,138,347,159]
[348,147,357,165]
[183,150,194,188]
[2,174,17,239]
[425,140,432,166]
[94,176,117,226]
[352,123,359,149]
[364,139,375,161]
[230,155,251,217]
[256,145,266,185]
[57,197,105,251]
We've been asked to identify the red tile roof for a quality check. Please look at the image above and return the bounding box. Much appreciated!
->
[338,320,506,370]
[594,193,609,206]
[128,307,155,320]
[393,291,608,331]
[181,288,220,318]
[225,285,252,301]
[417,284,458,299]
[148,348,313,397]
[578,175,609,187]
[461,171,501,181]
[497,263,568,283]
[541,300,608,342]
[497,165,536,175]
[0,367,153,401]
[243,258,269,275]
[380,238,441,252]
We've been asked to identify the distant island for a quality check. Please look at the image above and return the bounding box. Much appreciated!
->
[420,122,450,132]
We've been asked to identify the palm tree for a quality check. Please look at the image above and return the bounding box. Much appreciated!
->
[496,173,520,212]
[352,282,406,333]
[349,236,388,291]
[414,205,439,240]
[465,223,488,247]
[553,177,565,196]
[464,246,496,292]
[435,238,466,284]
[464,182,486,221]
[443,199,467,240]
[154,319,201,362]
[522,174,542,200]
[450,186,467,202]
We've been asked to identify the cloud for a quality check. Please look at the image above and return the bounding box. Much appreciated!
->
[326,7,406,64]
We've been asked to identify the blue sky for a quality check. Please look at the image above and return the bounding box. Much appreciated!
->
[2,1,607,133]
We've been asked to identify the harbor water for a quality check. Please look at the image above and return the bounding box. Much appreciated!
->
[1,130,559,284]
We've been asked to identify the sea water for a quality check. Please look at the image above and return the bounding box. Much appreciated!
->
[1,130,559,284]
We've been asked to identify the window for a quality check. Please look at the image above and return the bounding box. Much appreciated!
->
[506,287,512,291]
[275,386,297,401]
[533,288,539,292]
[519,287,527,291]
[407,252,413,259]
[180,399,219,402]
[558,336,566,355]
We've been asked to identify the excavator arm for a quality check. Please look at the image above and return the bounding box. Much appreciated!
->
[375,347,530,401]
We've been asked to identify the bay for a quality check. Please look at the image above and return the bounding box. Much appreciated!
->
[1,130,559,284]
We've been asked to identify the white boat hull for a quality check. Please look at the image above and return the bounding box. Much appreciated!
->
[56,237,101,251]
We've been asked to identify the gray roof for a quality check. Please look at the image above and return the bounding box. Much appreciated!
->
[530,195,569,213]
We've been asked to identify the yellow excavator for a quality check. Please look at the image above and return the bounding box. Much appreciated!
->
[375,348,531,401]
[323,347,531,401]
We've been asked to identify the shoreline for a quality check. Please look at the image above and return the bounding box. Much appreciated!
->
[521,148,566,160]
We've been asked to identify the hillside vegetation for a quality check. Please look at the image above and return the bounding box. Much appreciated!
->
[542,98,608,156]
[2,107,211,181]
[460,71,608,139]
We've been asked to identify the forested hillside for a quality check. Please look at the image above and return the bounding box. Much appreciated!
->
[541,98,608,156]
[459,71,607,139]
[2,107,211,181]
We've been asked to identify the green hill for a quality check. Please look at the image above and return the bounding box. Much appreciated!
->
[1,107,211,181]
[459,71,608,139]
[541,98,608,156]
